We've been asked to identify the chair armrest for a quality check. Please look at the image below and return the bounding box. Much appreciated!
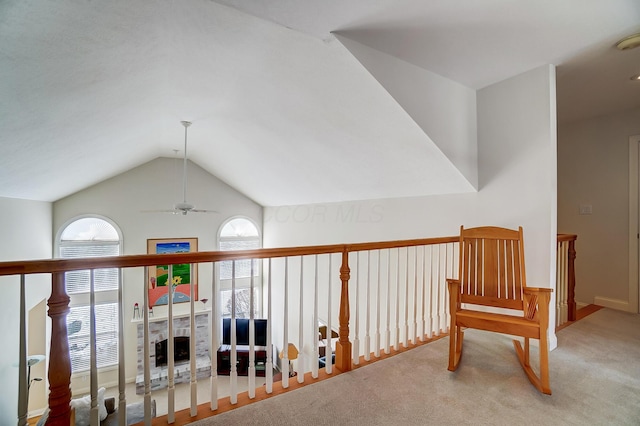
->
[447,279,461,310]
[524,287,553,295]
[523,287,552,320]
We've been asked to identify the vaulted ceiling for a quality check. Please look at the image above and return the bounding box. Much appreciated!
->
[1,0,639,206]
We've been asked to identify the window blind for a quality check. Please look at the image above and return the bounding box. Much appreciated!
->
[219,239,260,280]
[67,303,119,372]
[58,217,121,373]
[60,243,119,294]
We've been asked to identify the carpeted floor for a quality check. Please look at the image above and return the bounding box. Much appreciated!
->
[188,308,640,425]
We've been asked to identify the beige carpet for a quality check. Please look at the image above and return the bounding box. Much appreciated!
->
[188,308,640,425]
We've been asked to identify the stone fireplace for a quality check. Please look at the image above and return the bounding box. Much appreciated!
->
[155,336,190,368]
[135,311,210,394]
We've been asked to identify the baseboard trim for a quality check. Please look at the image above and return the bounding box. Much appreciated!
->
[576,301,589,310]
[593,296,630,312]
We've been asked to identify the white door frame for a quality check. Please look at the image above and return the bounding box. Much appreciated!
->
[628,135,640,313]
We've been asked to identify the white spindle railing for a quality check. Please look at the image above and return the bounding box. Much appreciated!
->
[346,242,457,362]
[7,235,499,425]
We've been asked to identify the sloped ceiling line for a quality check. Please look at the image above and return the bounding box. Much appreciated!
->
[334,34,478,190]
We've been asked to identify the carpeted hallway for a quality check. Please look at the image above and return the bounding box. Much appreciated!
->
[188,308,640,425]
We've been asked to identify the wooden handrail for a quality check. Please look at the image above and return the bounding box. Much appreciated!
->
[0,237,459,277]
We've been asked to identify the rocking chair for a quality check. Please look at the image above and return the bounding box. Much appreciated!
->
[447,226,552,394]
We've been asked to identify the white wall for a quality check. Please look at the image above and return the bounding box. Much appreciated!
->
[558,107,640,311]
[52,157,262,392]
[264,65,558,353]
[0,197,52,424]
[336,35,478,189]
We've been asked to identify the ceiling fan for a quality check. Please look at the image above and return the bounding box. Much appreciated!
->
[143,121,218,216]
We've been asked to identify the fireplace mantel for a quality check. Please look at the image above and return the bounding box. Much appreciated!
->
[131,308,211,324]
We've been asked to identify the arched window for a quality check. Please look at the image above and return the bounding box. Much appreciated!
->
[57,216,121,373]
[218,217,261,318]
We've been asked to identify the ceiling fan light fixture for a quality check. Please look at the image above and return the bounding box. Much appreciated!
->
[615,33,640,50]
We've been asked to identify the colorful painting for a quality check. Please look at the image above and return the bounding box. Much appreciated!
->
[147,238,198,307]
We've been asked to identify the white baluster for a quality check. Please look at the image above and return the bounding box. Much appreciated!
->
[421,246,428,342]
[353,252,360,365]
[298,255,305,383]
[393,248,400,351]
[403,247,409,348]
[230,261,237,403]
[442,244,456,333]
[364,250,371,362]
[210,261,218,410]
[412,247,419,344]
[559,241,569,325]
[90,270,99,426]
[326,255,333,374]
[312,256,319,379]
[190,263,197,416]
[375,250,381,358]
[385,249,391,355]
[143,267,152,424]
[282,258,290,388]
[117,267,126,424]
[436,245,443,336]
[17,275,27,426]
[167,265,175,423]
[265,259,274,394]
[555,242,562,327]
[429,246,437,337]
[249,258,256,398]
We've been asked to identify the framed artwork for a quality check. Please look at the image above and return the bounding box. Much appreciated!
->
[147,237,198,307]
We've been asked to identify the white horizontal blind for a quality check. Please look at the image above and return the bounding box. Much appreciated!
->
[219,239,260,280]
[58,217,121,373]
[60,243,119,294]
[219,218,261,280]
[67,303,119,372]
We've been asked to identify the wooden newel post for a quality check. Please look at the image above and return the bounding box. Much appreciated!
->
[335,248,352,372]
[47,272,72,426]
[567,238,577,322]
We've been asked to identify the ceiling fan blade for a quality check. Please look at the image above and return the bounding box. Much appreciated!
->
[140,209,181,214]
[190,209,219,214]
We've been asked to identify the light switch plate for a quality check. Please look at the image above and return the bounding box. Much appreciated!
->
[579,204,592,215]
